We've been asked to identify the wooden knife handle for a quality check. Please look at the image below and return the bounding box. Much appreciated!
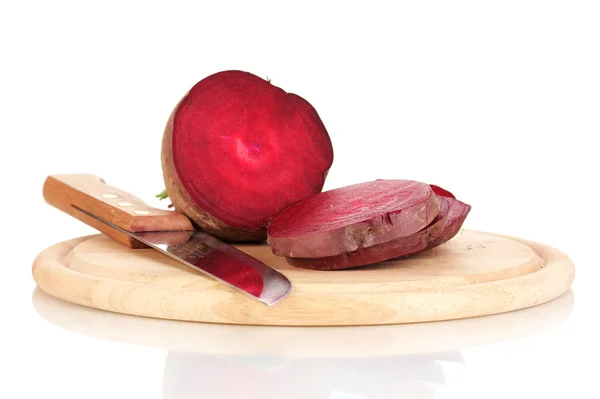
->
[43,174,194,248]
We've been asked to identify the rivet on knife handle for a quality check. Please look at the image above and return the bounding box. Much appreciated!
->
[43,174,194,249]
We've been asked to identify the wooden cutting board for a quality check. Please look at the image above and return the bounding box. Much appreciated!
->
[32,229,574,326]
[32,286,574,357]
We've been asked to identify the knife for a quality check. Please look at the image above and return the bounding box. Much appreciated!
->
[42,174,292,306]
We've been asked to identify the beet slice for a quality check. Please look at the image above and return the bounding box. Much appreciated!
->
[267,179,441,258]
[161,70,333,241]
[285,195,450,270]
[426,194,450,240]
[425,195,471,250]
[283,183,473,271]
[430,184,456,199]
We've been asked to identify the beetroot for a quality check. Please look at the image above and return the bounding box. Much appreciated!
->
[161,70,333,242]
[285,195,450,270]
[425,191,471,250]
[267,180,441,258]
[281,182,472,270]
[430,184,456,199]
[424,194,450,242]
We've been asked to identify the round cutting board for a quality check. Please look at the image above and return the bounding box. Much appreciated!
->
[32,287,574,357]
[31,230,575,326]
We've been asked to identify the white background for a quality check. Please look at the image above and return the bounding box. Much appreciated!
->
[2,1,599,398]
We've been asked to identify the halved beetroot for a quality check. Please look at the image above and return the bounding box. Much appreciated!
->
[267,179,441,258]
[161,70,334,242]
[285,195,450,270]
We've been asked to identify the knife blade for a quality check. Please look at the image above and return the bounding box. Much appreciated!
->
[42,174,292,306]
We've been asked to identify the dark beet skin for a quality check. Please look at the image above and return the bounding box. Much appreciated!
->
[425,194,471,251]
[162,70,333,241]
[285,195,450,270]
[267,180,441,259]
[426,195,450,240]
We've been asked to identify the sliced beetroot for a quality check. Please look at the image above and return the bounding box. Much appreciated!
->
[162,70,333,241]
[285,195,450,270]
[425,195,471,250]
[427,194,450,238]
[430,184,456,199]
[267,179,441,258]
[284,186,473,271]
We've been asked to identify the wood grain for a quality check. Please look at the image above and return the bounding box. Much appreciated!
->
[43,174,194,248]
[31,230,575,326]
[32,287,574,357]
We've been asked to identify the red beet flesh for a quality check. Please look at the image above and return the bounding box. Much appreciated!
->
[430,184,456,199]
[267,180,441,258]
[284,195,448,270]
[171,70,333,231]
[285,193,470,270]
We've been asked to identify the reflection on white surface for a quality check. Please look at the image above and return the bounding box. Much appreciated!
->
[162,350,464,398]
[32,288,574,399]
